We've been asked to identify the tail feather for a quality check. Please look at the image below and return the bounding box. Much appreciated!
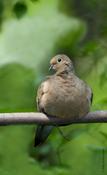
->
[34,125,54,147]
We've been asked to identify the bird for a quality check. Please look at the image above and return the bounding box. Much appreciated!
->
[34,54,93,146]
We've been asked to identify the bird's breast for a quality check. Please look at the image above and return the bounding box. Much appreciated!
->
[39,77,90,119]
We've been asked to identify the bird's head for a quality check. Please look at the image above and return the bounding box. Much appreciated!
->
[49,54,74,74]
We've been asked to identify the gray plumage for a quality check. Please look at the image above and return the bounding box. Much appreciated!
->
[34,54,93,146]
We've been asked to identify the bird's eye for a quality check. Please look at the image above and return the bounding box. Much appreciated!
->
[57,58,62,62]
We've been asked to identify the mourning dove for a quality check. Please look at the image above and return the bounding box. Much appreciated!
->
[34,54,93,146]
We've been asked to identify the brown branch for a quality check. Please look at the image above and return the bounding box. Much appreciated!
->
[0,111,107,126]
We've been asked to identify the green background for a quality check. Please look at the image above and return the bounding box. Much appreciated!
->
[0,0,107,174]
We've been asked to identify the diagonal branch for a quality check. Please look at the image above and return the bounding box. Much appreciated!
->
[0,111,107,126]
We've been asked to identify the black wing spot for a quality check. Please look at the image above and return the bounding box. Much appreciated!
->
[91,92,93,104]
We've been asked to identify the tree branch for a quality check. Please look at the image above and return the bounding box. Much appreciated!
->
[0,111,107,126]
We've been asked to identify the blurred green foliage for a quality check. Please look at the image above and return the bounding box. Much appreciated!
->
[0,0,106,175]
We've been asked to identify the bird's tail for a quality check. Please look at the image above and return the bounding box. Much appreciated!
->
[34,125,54,147]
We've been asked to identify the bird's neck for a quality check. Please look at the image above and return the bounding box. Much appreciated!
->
[55,69,74,78]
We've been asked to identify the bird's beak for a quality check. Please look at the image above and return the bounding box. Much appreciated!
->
[49,64,54,71]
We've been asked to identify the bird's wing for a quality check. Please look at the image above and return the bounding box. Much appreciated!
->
[36,83,44,112]
[36,77,50,112]
[35,77,54,147]
[86,86,93,105]
[79,77,93,106]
